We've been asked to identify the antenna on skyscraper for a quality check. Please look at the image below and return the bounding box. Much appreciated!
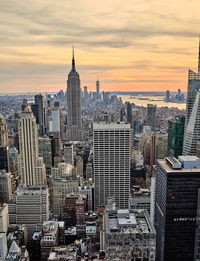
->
[72,45,76,71]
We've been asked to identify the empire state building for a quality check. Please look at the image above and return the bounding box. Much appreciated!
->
[66,48,82,141]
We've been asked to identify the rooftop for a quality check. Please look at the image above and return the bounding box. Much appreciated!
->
[158,156,200,173]
[93,122,131,129]
[105,209,155,235]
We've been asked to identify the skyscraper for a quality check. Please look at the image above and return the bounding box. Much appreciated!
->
[126,102,132,124]
[66,48,82,141]
[155,156,200,260]
[146,104,156,130]
[168,116,185,158]
[96,78,100,98]
[18,105,46,186]
[35,94,45,136]
[0,114,8,147]
[93,123,131,209]
[183,40,200,155]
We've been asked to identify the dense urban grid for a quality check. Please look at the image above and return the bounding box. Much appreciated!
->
[1,43,200,261]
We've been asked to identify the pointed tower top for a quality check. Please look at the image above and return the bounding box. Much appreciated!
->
[198,36,200,75]
[72,45,76,72]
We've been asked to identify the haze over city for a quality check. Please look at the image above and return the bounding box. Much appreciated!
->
[1,0,200,93]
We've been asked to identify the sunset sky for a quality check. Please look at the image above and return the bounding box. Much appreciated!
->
[1,0,200,93]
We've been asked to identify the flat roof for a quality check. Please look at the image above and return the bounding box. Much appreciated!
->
[178,156,200,161]
[93,122,131,129]
[158,159,200,173]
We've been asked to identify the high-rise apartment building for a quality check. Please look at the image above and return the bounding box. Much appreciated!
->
[18,105,46,186]
[147,104,156,130]
[168,116,185,158]
[93,123,131,209]
[0,114,8,147]
[183,41,200,155]
[155,156,200,260]
[66,48,82,141]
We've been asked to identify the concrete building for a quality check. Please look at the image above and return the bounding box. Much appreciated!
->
[150,176,156,224]
[40,221,60,261]
[155,156,200,260]
[0,171,12,203]
[129,188,150,215]
[0,113,8,147]
[63,143,74,165]
[0,204,9,234]
[9,186,49,237]
[0,204,9,261]
[51,163,73,179]
[18,105,46,186]
[48,246,77,261]
[102,209,156,260]
[49,107,60,133]
[50,178,78,217]
[0,233,7,261]
[8,147,18,178]
[93,123,131,209]
[66,48,82,141]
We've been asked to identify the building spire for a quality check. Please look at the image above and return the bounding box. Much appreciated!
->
[198,36,200,75]
[72,45,76,71]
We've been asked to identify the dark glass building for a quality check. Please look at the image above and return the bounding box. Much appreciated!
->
[168,115,185,158]
[0,146,9,171]
[147,104,156,131]
[155,156,200,260]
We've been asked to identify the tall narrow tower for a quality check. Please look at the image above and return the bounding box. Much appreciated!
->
[18,105,46,185]
[66,47,82,141]
[96,77,100,97]
[0,114,8,147]
[183,39,200,155]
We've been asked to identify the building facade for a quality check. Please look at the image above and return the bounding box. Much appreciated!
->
[66,49,82,141]
[18,105,46,186]
[168,116,185,158]
[93,123,131,209]
[183,42,200,155]
[155,156,200,260]
[9,186,49,237]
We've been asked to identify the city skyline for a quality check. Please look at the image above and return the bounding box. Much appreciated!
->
[1,0,200,93]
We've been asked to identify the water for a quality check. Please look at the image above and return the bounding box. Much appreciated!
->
[118,95,186,110]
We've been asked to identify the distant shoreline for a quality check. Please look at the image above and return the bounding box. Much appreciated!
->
[0,91,186,96]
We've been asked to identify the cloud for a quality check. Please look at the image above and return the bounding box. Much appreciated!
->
[0,0,199,92]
